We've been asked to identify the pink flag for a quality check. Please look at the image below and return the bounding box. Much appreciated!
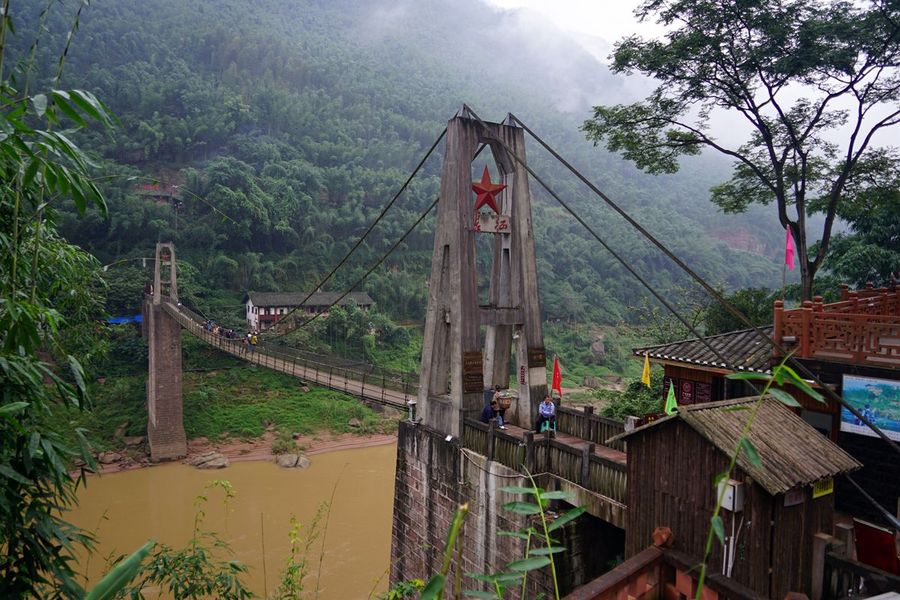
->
[785,226,795,272]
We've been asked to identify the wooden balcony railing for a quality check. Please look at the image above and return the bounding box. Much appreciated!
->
[556,406,626,451]
[773,286,900,368]
[462,419,627,505]
[823,552,900,599]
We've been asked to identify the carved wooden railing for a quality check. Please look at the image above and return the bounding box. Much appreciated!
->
[564,547,764,600]
[773,287,900,368]
[462,419,627,504]
[556,406,626,451]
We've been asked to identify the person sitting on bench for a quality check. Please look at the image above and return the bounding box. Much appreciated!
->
[536,394,556,432]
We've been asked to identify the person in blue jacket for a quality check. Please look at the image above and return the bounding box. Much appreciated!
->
[535,394,556,432]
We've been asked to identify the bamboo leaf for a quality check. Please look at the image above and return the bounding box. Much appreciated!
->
[51,94,86,127]
[740,437,762,469]
[85,540,155,600]
[711,516,725,545]
[538,491,573,501]
[769,388,801,408]
[547,506,586,532]
[500,486,537,496]
[725,372,769,381]
[0,464,32,485]
[529,546,566,556]
[31,94,47,118]
[507,556,552,572]
[420,574,446,600]
[778,365,825,402]
[0,401,30,416]
[503,501,542,515]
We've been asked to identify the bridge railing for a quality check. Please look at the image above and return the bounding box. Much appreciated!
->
[163,301,419,407]
[556,406,626,451]
[462,419,627,504]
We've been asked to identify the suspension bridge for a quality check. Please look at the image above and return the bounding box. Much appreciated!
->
[138,107,900,599]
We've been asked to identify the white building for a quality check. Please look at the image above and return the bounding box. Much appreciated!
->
[243,291,374,331]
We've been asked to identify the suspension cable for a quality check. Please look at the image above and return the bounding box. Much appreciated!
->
[263,126,447,334]
[267,142,491,338]
[268,197,438,337]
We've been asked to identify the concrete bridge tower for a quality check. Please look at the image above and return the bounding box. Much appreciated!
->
[417,112,547,437]
[144,242,187,460]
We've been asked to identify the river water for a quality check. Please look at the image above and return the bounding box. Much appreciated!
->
[68,443,398,599]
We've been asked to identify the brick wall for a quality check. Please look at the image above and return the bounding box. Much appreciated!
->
[146,301,187,461]
[390,421,554,597]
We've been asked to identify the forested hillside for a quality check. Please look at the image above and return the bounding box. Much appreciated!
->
[12,0,785,328]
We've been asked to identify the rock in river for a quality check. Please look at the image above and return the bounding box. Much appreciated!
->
[185,451,229,469]
[275,453,311,469]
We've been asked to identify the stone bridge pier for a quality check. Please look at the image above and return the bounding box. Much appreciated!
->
[142,242,187,461]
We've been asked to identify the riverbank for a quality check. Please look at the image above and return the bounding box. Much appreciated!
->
[85,430,399,475]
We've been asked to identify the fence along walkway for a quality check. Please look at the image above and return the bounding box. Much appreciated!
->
[162,301,417,411]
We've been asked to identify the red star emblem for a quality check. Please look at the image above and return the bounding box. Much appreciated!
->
[472,166,506,214]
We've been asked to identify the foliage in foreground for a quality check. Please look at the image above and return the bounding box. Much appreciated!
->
[0,6,119,595]
[388,475,586,600]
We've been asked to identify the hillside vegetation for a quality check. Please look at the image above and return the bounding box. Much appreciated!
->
[13,0,785,339]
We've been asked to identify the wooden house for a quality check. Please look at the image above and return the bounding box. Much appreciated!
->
[243,291,374,331]
[610,398,861,599]
[633,284,899,527]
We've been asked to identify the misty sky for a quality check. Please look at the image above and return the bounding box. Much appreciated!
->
[486,0,895,149]
[485,0,664,60]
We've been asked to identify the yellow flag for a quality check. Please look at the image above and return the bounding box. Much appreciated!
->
[641,352,651,387]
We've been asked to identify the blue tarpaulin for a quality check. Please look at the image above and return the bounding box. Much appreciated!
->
[107,315,142,324]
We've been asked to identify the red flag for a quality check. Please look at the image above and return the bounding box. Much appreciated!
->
[551,355,563,399]
[785,226,796,272]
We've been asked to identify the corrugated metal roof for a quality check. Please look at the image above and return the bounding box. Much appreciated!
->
[633,326,774,373]
[246,291,374,307]
[612,397,861,495]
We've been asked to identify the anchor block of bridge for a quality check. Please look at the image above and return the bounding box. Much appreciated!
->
[143,243,187,461]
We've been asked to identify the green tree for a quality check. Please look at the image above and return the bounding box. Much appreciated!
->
[583,0,900,300]
[814,154,900,287]
[0,49,117,600]
[704,287,775,335]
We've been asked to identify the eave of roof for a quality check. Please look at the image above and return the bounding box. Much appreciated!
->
[633,326,775,374]
[609,397,861,495]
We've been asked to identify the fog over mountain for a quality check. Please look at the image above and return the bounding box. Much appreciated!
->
[12,0,790,326]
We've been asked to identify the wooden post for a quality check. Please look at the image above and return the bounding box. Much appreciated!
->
[524,431,534,473]
[810,532,832,600]
[487,420,496,462]
[800,301,813,358]
[581,442,594,487]
[834,522,854,558]
[584,405,594,441]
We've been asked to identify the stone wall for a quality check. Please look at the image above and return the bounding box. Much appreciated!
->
[390,420,559,597]
[145,300,187,461]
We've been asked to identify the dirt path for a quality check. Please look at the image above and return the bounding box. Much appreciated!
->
[89,431,398,475]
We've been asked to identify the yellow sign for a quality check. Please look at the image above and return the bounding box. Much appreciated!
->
[812,478,834,499]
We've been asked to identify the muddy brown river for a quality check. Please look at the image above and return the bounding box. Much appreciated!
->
[68,443,397,598]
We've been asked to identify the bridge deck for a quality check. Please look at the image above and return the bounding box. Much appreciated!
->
[162,302,414,410]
